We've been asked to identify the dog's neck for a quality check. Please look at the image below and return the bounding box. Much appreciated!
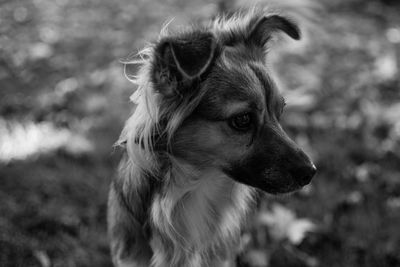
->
[149,157,255,267]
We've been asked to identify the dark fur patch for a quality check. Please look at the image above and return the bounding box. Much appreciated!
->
[151,31,219,96]
[223,124,315,194]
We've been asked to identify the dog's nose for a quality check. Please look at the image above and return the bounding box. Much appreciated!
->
[293,163,317,186]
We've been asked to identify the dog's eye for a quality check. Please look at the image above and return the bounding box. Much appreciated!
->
[229,113,253,131]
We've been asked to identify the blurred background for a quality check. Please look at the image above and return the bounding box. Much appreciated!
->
[1,0,400,266]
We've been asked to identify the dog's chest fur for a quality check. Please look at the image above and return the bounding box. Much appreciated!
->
[149,159,254,267]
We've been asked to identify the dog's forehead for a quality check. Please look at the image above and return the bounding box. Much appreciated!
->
[199,51,279,119]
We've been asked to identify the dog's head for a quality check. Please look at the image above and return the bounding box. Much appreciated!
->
[129,11,316,194]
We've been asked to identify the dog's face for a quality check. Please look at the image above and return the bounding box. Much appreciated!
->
[151,14,316,194]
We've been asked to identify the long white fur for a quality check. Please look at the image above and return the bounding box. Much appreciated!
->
[149,157,254,267]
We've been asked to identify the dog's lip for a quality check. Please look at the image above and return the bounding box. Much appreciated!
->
[261,172,315,194]
[259,178,302,194]
[267,184,303,194]
[224,167,314,194]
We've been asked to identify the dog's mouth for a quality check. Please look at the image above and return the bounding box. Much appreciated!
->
[224,165,316,195]
[262,176,306,194]
[262,166,316,194]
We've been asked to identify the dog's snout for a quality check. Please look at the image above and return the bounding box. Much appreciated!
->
[292,163,317,186]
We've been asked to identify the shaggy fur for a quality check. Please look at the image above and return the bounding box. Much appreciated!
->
[108,8,316,267]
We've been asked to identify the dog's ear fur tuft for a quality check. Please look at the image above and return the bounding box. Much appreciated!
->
[152,31,217,96]
[248,15,300,47]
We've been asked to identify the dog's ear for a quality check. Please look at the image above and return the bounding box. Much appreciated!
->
[248,15,300,47]
[152,31,217,96]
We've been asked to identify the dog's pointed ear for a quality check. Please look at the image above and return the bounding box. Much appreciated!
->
[248,15,300,47]
[169,32,217,78]
[152,31,217,96]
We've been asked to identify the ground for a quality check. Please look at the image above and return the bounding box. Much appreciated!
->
[0,0,400,266]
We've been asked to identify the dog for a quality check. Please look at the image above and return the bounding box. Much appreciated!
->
[108,8,316,267]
